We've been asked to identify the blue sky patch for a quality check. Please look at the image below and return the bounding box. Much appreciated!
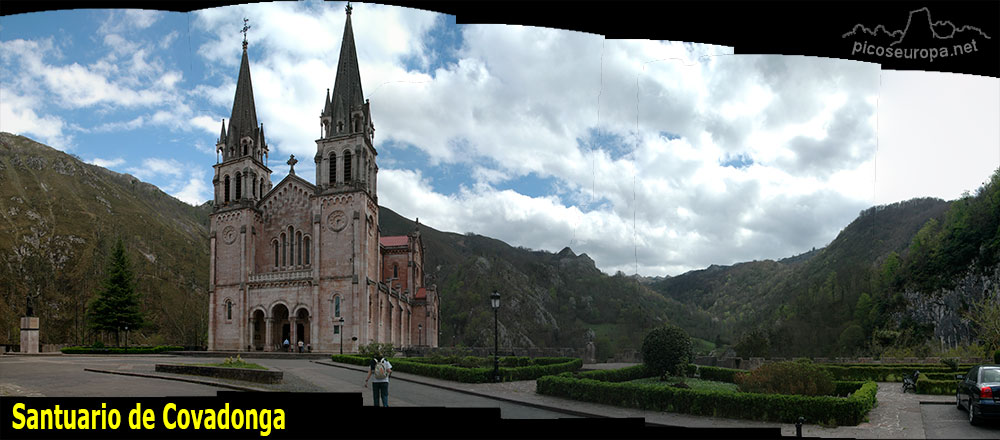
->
[720,152,754,169]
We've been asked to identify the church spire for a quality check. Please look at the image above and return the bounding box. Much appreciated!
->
[226,18,262,159]
[322,3,365,133]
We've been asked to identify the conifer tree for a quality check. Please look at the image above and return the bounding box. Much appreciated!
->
[88,238,144,346]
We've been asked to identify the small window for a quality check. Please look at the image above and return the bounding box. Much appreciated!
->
[288,226,294,265]
[334,296,341,317]
[224,175,231,203]
[281,233,287,267]
[260,181,264,197]
[393,264,398,278]
[334,325,340,335]
[235,172,242,199]
[226,300,232,320]
[304,236,311,265]
[273,240,278,267]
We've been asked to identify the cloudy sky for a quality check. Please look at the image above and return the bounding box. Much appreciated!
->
[2,3,997,277]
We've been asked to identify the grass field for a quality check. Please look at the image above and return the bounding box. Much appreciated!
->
[630,376,738,393]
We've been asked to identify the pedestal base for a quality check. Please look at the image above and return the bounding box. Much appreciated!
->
[20,317,39,354]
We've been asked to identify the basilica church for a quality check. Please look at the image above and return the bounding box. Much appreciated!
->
[207,6,438,352]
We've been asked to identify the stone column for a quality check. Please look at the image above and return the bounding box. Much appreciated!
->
[265,318,274,352]
[289,317,297,351]
[20,317,39,354]
[248,316,255,351]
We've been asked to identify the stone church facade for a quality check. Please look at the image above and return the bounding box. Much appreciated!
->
[207,7,438,352]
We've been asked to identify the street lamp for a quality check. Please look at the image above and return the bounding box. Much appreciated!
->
[418,324,422,346]
[124,326,128,350]
[490,291,500,383]
[339,317,345,355]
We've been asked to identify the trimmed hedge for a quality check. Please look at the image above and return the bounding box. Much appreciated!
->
[697,365,744,383]
[61,345,184,354]
[330,354,582,383]
[577,364,654,382]
[821,365,966,382]
[536,374,878,426]
[915,374,959,395]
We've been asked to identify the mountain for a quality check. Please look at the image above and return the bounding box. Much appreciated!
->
[0,133,715,359]
[0,133,211,346]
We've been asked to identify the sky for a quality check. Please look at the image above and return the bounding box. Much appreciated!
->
[2,3,998,277]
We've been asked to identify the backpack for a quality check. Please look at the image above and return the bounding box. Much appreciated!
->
[373,358,388,380]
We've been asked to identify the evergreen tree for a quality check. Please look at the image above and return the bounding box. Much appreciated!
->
[88,238,143,346]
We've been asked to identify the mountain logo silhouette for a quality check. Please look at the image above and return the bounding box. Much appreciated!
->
[843,7,991,45]
[844,7,991,62]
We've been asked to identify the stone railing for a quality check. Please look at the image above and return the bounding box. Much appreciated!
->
[248,269,314,283]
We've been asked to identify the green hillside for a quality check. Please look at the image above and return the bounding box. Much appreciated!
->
[0,132,211,346]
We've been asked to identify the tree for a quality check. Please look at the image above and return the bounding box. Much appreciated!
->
[641,324,693,378]
[88,238,144,346]
[734,328,771,358]
[965,286,1000,356]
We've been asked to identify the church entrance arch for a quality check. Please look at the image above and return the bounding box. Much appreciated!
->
[271,303,290,351]
[294,307,311,351]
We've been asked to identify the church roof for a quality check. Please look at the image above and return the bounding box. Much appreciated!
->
[226,38,264,154]
[380,236,409,247]
[323,5,365,127]
[414,287,427,299]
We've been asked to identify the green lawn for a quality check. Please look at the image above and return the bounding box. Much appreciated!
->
[630,376,738,393]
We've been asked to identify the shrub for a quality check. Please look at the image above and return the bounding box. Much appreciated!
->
[458,355,485,368]
[735,360,835,396]
[536,373,878,426]
[941,358,960,371]
[331,354,581,383]
[500,356,532,367]
[641,324,693,377]
[994,349,1000,364]
[915,373,960,395]
[697,365,743,383]
[60,345,183,354]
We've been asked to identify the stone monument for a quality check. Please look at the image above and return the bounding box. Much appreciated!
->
[21,295,39,353]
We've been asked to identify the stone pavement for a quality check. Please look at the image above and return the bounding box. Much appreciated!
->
[69,355,957,438]
[314,360,955,438]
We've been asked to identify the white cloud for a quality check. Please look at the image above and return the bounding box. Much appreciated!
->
[0,86,73,150]
[88,157,125,168]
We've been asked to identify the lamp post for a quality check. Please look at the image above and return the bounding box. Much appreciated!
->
[338,317,345,355]
[490,291,500,383]
[124,326,128,350]
[418,324,422,346]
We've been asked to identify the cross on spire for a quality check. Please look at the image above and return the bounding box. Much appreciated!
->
[346,2,353,15]
[241,18,251,50]
[287,154,298,175]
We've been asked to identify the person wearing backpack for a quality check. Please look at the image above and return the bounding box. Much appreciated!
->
[364,357,393,407]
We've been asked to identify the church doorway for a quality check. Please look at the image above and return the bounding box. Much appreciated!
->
[295,308,311,351]
[271,304,289,351]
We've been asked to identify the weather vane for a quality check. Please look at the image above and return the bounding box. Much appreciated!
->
[241,18,251,49]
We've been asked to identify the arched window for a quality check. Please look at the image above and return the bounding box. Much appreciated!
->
[252,177,256,198]
[334,296,341,317]
[329,152,336,185]
[224,175,231,203]
[393,264,398,279]
[226,300,232,320]
[260,181,265,197]
[288,226,294,266]
[304,236,311,265]
[273,240,278,267]
[295,231,302,266]
[235,172,242,200]
[243,143,247,156]
[281,233,287,267]
[343,150,352,183]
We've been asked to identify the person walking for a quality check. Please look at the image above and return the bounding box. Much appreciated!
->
[283,338,290,352]
[297,340,304,353]
[364,357,393,407]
